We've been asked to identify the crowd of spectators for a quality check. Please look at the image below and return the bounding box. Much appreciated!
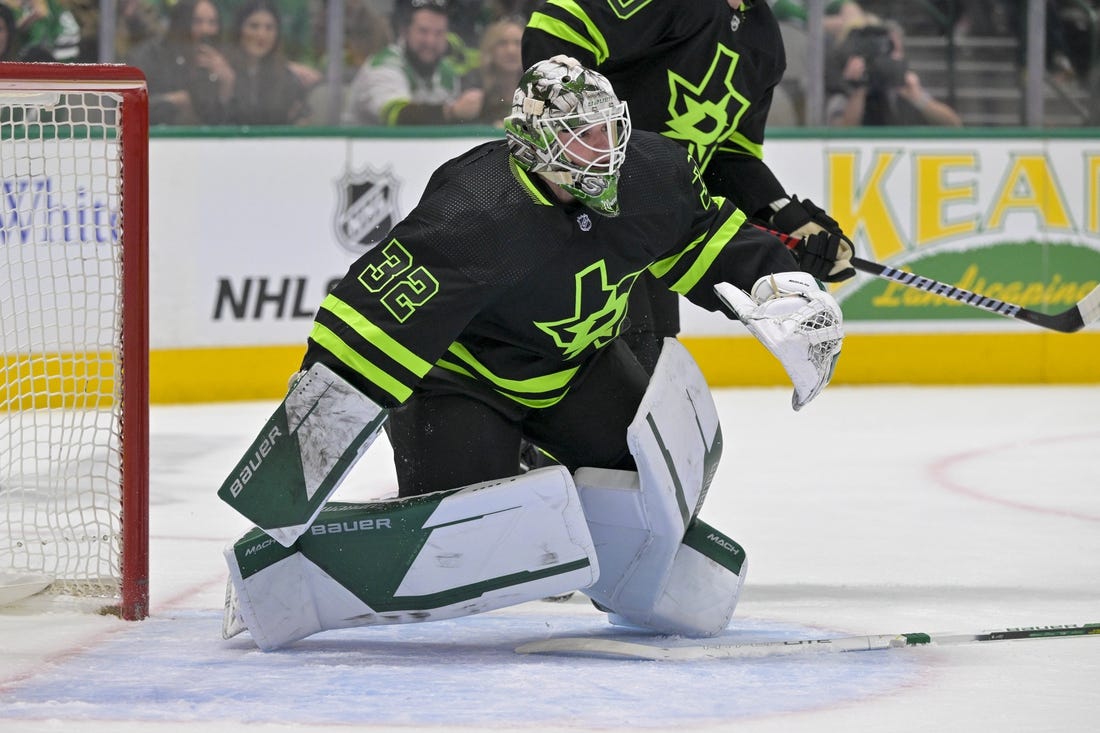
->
[0,0,1096,127]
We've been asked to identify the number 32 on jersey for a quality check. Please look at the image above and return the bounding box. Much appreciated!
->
[357,239,440,323]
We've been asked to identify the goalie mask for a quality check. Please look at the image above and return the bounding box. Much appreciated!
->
[504,55,631,216]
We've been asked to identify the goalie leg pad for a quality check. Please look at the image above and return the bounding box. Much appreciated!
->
[224,465,598,651]
[575,338,737,636]
[628,338,722,529]
[629,519,747,636]
[217,362,387,547]
[575,469,746,636]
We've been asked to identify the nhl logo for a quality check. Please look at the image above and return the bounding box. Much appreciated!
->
[730,14,741,32]
[576,212,593,231]
[334,165,402,254]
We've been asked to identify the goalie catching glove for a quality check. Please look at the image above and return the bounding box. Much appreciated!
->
[769,196,855,282]
[715,272,844,411]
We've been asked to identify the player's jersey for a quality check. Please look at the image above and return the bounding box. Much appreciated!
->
[523,0,789,219]
[305,133,795,410]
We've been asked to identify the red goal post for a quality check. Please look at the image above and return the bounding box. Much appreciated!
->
[0,63,149,619]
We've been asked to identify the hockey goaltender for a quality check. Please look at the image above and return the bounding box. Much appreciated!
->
[217,56,847,651]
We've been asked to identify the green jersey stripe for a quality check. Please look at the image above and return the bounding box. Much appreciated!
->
[446,342,579,391]
[718,132,764,160]
[310,322,413,403]
[669,207,747,295]
[320,295,433,379]
[649,229,708,279]
[510,157,556,206]
[443,341,579,394]
[529,0,610,64]
[436,358,570,408]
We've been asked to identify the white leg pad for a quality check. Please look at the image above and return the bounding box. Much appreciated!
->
[619,518,747,636]
[575,469,746,636]
[628,338,722,532]
[575,338,742,636]
[224,466,598,650]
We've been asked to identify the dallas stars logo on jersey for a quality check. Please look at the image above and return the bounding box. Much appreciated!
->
[663,44,750,173]
[535,260,640,359]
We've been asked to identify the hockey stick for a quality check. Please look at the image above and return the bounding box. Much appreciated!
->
[515,622,1100,661]
[751,223,1100,334]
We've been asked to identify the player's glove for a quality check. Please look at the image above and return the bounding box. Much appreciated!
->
[770,196,856,282]
[795,230,855,283]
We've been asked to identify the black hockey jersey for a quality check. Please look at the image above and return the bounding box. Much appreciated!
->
[305,133,795,410]
[523,0,790,220]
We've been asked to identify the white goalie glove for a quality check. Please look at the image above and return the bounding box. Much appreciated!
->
[715,272,844,411]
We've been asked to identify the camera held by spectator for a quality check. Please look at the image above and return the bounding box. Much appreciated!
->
[827,16,962,128]
[842,24,907,92]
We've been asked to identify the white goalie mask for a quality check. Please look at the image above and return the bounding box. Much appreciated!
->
[504,55,632,216]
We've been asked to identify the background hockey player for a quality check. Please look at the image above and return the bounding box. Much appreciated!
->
[218,56,844,651]
[523,0,856,373]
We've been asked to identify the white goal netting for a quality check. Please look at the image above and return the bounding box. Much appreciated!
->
[1,88,130,600]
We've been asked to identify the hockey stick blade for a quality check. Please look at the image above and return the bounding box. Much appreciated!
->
[750,222,1100,333]
[515,622,1100,661]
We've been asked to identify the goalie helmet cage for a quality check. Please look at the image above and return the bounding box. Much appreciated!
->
[0,63,149,620]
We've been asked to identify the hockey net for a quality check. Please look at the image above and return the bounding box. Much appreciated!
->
[0,63,149,619]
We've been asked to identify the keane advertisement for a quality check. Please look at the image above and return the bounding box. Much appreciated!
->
[819,141,1100,328]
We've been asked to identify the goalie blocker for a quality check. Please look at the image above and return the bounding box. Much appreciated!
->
[217,362,387,546]
[222,340,747,648]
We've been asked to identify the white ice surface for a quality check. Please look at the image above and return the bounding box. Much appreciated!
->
[1,385,1098,732]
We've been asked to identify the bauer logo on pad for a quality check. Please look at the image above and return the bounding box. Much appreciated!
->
[226,424,284,497]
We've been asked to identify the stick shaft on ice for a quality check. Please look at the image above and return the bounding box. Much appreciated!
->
[516,623,1100,661]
